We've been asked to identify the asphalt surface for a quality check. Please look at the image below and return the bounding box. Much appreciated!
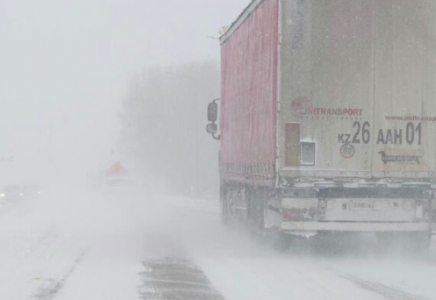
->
[140,258,224,300]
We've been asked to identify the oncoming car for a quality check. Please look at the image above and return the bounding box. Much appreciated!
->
[0,185,42,201]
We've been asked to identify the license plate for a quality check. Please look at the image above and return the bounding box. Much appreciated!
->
[350,200,389,211]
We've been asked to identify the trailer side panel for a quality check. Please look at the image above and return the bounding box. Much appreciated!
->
[220,0,279,185]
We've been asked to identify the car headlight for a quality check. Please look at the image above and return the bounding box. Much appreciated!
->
[0,193,5,198]
[19,193,24,196]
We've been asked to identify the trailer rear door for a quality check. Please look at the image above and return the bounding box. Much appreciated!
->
[372,0,436,178]
[279,0,436,180]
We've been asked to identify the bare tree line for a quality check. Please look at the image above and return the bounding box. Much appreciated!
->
[119,61,220,197]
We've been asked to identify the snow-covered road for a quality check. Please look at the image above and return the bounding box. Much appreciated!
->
[0,188,435,300]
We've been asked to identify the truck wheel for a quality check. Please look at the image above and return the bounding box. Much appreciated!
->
[376,232,431,254]
[375,233,399,254]
[247,188,262,228]
[404,232,431,252]
[272,232,292,252]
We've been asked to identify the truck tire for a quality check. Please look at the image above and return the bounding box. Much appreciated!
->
[247,187,265,230]
[404,232,431,252]
[376,232,431,253]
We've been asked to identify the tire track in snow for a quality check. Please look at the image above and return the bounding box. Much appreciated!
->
[342,276,428,300]
[32,250,87,300]
[139,258,225,300]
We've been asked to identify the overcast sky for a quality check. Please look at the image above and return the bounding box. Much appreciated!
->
[0,0,249,183]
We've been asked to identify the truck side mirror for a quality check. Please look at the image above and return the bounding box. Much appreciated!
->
[206,123,218,134]
[206,99,221,140]
[208,102,218,122]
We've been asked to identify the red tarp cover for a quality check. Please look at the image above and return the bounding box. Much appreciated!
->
[220,0,279,185]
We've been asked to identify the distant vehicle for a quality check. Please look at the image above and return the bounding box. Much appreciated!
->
[207,0,436,249]
[101,162,137,197]
[22,185,42,198]
[0,185,41,201]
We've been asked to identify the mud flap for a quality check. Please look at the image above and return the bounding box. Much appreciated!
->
[220,184,248,226]
[264,197,282,229]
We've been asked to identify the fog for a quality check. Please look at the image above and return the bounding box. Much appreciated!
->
[0,0,249,187]
[0,1,436,299]
[0,1,260,298]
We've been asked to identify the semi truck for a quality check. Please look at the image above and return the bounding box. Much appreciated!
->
[207,0,436,247]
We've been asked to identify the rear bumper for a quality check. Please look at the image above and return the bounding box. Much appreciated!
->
[281,221,430,232]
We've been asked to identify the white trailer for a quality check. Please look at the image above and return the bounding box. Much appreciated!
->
[208,0,436,246]
[277,0,436,239]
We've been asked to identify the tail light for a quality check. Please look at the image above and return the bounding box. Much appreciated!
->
[283,208,303,220]
[282,207,316,221]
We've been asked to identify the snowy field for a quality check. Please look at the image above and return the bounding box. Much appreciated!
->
[0,187,435,300]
